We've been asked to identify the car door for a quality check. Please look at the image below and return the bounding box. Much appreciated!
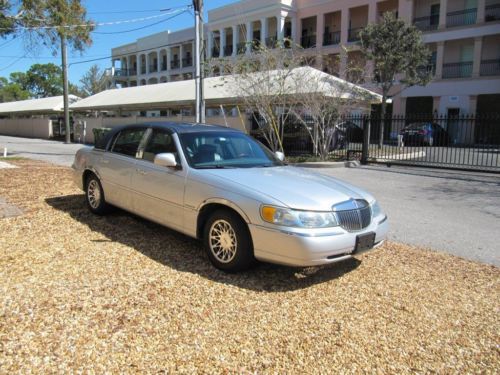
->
[98,127,148,210]
[131,128,187,232]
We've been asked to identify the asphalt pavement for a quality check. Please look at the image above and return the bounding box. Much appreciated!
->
[1,135,498,266]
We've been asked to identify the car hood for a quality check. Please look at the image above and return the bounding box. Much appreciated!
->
[202,166,374,211]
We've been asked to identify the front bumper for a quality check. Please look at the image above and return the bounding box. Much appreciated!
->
[249,216,388,267]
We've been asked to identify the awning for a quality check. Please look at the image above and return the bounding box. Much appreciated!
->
[70,67,382,112]
[0,95,80,115]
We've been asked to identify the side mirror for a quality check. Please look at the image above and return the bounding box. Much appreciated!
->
[154,153,178,168]
[275,151,285,161]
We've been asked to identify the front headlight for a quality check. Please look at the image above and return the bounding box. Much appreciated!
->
[371,201,382,218]
[260,205,338,228]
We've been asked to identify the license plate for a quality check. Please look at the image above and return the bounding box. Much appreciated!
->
[353,232,376,254]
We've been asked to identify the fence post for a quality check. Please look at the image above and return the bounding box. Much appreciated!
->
[361,115,370,165]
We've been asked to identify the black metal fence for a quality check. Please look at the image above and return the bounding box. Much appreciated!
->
[256,114,500,172]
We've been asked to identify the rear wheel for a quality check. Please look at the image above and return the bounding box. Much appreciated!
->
[203,209,255,272]
[85,174,109,215]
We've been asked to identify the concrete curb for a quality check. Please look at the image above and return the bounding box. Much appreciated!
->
[291,160,360,168]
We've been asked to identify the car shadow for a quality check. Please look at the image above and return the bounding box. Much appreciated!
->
[45,194,361,292]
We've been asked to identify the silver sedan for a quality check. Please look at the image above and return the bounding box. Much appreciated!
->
[72,122,388,272]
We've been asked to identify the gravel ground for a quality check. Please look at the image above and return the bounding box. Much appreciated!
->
[0,160,499,373]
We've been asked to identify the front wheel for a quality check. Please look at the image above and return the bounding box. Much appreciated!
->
[85,174,109,215]
[203,209,256,272]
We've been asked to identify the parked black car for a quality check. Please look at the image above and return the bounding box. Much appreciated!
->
[400,122,450,146]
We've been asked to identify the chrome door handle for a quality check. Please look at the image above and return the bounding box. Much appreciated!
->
[136,168,147,175]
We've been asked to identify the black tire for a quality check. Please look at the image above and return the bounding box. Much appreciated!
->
[203,209,256,272]
[85,173,109,215]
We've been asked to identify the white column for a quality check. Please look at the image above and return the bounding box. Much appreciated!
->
[477,0,486,23]
[232,25,238,56]
[340,8,349,45]
[219,28,226,58]
[179,45,184,68]
[157,49,161,72]
[207,30,214,58]
[291,16,297,44]
[260,18,268,45]
[316,14,324,48]
[246,21,253,54]
[438,0,448,29]
[435,41,445,79]
[136,54,141,75]
[398,0,414,23]
[472,37,483,77]
[167,48,172,71]
[277,15,286,41]
[368,2,377,24]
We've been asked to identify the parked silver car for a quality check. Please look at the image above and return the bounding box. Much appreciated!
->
[72,123,388,272]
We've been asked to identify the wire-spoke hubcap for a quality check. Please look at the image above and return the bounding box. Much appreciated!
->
[209,219,237,263]
[87,180,101,209]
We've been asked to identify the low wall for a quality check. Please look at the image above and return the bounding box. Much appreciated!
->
[74,115,249,144]
[0,118,53,139]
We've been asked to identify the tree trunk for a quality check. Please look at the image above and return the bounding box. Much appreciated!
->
[378,92,387,149]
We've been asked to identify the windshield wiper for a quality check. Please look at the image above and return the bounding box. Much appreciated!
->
[196,164,237,169]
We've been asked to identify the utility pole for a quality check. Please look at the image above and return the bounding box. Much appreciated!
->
[61,34,71,144]
[193,0,205,123]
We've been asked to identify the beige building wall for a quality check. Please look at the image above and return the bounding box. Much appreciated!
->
[0,118,53,139]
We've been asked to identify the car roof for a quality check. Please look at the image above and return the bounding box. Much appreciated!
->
[114,121,241,135]
[95,122,243,150]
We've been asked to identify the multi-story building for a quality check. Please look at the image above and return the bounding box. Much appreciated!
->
[111,0,500,116]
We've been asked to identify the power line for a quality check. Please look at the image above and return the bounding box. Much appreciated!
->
[93,10,189,35]
[0,55,27,71]
[0,7,189,31]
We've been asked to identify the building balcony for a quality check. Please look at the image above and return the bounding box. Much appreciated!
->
[348,28,363,42]
[170,59,180,69]
[149,65,157,73]
[485,4,500,22]
[442,61,473,78]
[480,59,500,76]
[161,62,167,71]
[182,57,193,67]
[446,8,477,27]
[223,45,233,56]
[323,31,340,46]
[140,67,146,75]
[301,34,316,49]
[413,15,439,31]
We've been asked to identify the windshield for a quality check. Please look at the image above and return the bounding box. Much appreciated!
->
[179,131,284,169]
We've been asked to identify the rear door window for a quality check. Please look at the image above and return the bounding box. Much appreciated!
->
[111,128,148,157]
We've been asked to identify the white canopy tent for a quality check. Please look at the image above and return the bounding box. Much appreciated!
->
[0,95,80,116]
[70,67,382,112]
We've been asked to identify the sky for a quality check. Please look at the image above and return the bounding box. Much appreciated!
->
[0,0,236,85]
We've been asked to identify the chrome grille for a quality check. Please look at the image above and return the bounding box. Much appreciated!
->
[333,199,372,232]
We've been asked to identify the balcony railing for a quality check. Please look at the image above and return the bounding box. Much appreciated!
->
[446,8,477,27]
[323,31,340,46]
[170,60,180,69]
[223,45,233,56]
[149,65,157,73]
[348,27,363,42]
[442,61,473,78]
[182,57,193,67]
[113,68,136,77]
[301,34,316,49]
[212,46,220,57]
[413,15,439,31]
[161,62,167,71]
[480,59,500,76]
[485,4,500,22]
[140,67,146,74]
